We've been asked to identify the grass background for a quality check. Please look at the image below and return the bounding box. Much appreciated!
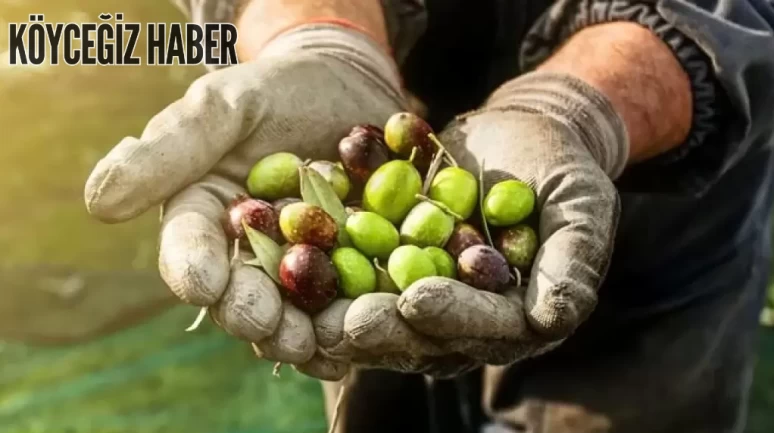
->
[0,1,771,432]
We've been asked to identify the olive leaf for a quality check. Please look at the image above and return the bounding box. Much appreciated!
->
[479,160,494,247]
[300,167,351,247]
[242,221,283,284]
[373,258,400,294]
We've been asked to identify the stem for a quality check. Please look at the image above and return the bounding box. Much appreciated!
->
[408,146,418,163]
[230,238,241,266]
[512,267,522,289]
[185,307,208,332]
[373,258,386,273]
[478,160,494,247]
[327,373,350,433]
[422,146,446,196]
[414,194,464,221]
[428,133,458,167]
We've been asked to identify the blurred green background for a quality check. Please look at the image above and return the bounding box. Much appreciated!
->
[0,1,771,432]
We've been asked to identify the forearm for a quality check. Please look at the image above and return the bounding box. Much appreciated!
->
[234,0,390,60]
[536,21,692,164]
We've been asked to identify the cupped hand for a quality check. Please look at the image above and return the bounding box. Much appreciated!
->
[84,24,406,377]
[319,71,629,378]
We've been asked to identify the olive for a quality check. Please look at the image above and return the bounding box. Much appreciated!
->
[457,245,511,293]
[363,160,421,224]
[279,202,338,251]
[344,211,399,261]
[399,201,455,248]
[387,245,437,292]
[221,194,283,245]
[246,152,303,200]
[331,247,377,299]
[279,244,338,314]
[429,167,478,220]
[338,124,390,184]
[423,247,457,279]
[496,224,538,272]
[445,223,486,258]
[383,112,435,171]
[483,180,535,227]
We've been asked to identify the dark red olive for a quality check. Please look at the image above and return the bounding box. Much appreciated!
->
[221,194,282,245]
[279,244,339,313]
[457,245,511,293]
[338,124,390,184]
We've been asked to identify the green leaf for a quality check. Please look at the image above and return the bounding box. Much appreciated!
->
[479,160,494,247]
[299,166,351,247]
[242,221,283,284]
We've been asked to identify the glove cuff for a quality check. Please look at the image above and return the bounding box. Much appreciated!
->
[256,23,405,101]
[484,71,630,179]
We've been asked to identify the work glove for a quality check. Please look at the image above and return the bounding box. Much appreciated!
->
[314,71,630,378]
[83,23,407,379]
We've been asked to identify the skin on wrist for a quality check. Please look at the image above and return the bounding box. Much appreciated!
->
[234,0,390,61]
[536,22,693,164]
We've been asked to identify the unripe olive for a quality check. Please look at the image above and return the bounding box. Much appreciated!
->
[483,180,535,227]
[331,247,377,299]
[246,152,303,200]
[429,167,478,220]
[387,245,438,292]
[363,160,421,224]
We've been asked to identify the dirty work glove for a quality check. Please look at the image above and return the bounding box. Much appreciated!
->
[83,24,406,378]
[316,71,629,378]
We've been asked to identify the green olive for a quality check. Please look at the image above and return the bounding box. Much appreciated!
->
[246,152,303,200]
[429,167,478,220]
[423,247,456,279]
[399,201,455,248]
[387,245,438,291]
[345,211,400,261]
[483,180,535,227]
[363,160,421,224]
[331,247,376,299]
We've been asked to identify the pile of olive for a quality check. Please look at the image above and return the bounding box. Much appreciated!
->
[222,112,539,315]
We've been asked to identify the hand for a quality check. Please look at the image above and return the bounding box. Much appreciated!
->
[320,71,629,378]
[84,24,406,377]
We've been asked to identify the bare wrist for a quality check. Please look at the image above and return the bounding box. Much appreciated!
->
[234,0,390,61]
[536,22,692,164]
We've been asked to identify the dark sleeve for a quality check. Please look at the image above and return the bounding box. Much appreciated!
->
[519,0,774,196]
[168,0,428,70]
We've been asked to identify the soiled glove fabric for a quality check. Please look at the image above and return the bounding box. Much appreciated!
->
[83,23,408,379]
[320,71,631,378]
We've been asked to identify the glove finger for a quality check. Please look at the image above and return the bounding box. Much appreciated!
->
[312,299,354,362]
[84,70,255,223]
[525,176,619,339]
[398,278,534,364]
[342,293,469,373]
[252,300,316,364]
[293,353,350,381]
[208,255,283,342]
[158,176,239,305]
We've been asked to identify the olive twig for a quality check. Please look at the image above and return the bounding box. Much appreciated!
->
[422,146,447,195]
[428,133,458,167]
[414,194,464,221]
[478,160,494,247]
[185,307,208,332]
